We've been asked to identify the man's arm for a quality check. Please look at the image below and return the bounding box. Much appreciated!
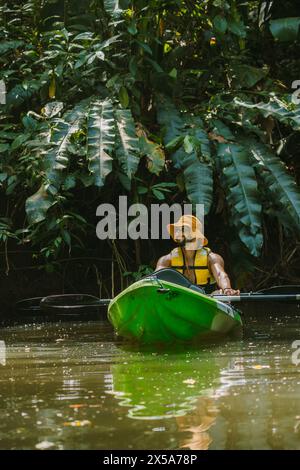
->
[155,253,172,271]
[208,252,240,296]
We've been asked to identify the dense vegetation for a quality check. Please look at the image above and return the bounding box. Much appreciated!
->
[1,0,300,307]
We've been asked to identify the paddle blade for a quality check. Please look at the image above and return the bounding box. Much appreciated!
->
[15,297,44,315]
[40,294,110,312]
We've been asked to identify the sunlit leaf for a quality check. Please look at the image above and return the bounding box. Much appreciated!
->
[115,108,140,179]
[87,98,115,187]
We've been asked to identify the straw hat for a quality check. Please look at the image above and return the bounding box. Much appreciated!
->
[167,215,208,246]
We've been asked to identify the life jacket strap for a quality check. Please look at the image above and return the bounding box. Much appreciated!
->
[171,265,208,270]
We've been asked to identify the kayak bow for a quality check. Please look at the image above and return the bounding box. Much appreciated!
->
[108,271,242,344]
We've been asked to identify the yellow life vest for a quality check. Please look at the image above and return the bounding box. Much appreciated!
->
[170,246,216,286]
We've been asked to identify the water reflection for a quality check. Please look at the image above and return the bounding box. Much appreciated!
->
[1,320,300,449]
[107,347,239,450]
[176,398,218,450]
[108,349,227,420]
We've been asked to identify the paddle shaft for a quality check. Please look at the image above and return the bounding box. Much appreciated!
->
[214,293,300,302]
[15,287,300,313]
[41,298,112,309]
[41,293,300,309]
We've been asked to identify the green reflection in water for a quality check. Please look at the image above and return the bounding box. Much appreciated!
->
[108,346,230,420]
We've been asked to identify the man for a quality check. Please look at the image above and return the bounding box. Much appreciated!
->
[155,215,239,295]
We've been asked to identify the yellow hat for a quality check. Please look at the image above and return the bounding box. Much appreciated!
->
[167,215,208,246]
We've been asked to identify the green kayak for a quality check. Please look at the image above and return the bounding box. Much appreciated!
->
[108,269,242,344]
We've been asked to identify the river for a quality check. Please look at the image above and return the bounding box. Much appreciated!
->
[1,311,300,450]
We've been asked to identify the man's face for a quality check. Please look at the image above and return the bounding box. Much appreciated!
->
[173,226,194,245]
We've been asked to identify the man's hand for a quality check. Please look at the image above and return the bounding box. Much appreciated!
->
[212,288,240,296]
[222,288,240,296]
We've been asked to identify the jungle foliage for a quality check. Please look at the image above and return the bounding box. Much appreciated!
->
[1,0,300,293]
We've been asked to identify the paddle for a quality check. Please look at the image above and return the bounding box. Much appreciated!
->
[15,284,300,314]
[36,288,300,310]
[40,294,111,310]
[14,294,110,314]
[39,291,300,307]
[214,285,300,302]
[15,297,46,314]
[213,293,300,302]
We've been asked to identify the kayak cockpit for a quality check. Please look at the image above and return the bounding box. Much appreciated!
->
[144,268,205,294]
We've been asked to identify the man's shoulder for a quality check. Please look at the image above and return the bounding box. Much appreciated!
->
[155,252,172,270]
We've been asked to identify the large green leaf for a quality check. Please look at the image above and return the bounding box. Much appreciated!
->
[139,136,165,176]
[213,15,227,34]
[157,99,213,213]
[156,97,186,146]
[231,64,269,89]
[213,122,263,256]
[227,19,247,38]
[182,152,213,215]
[182,117,213,214]
[234,97,300,130]
[0,40,24,54]
[87,98,115,187]
[25,185,55,225]
[25,100,90,224]
[6,80,45,110]
[269,17,300,42]
[185,116,211,160]
[245,137,300,230]
[210,118,235,141]
[114,108,140,179]
[44,99,90,190]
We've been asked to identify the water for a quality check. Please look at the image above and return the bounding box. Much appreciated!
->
[1,313,300,450]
